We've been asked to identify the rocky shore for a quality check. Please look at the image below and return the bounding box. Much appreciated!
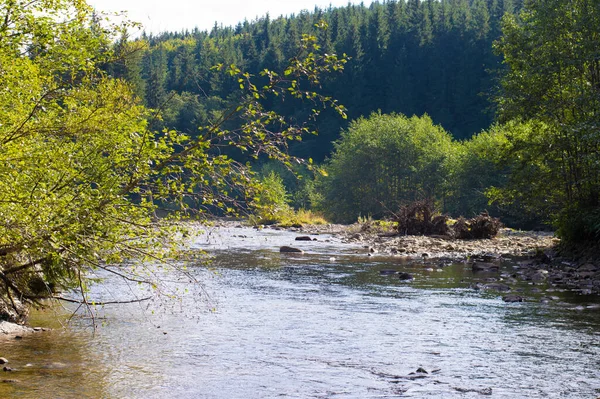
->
[0,321,34,339]
[287,223,600,298]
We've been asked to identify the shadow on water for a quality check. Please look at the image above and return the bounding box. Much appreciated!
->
[2,226,600,398]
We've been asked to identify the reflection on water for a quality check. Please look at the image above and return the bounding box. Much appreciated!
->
[2,227,600,398]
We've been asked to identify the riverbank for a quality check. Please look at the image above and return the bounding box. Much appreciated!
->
[260,221,598,297]
[0,321,34,339]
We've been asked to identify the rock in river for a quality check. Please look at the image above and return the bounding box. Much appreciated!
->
[483,283,512,292]
[503,295,524,303]
[398,272,414,281]
[295,236,312,241]
[280,246,304,254]
[0,358,7,365]
[472,262,500,272]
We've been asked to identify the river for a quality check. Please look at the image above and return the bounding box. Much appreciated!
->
[1,227,600,398]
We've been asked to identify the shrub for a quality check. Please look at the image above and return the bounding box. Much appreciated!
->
[250,171,292,223]
[555,206,600,243]
[320,113,455,223]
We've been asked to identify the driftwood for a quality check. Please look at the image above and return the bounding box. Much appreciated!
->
[394,200,450,236]
[453,212,502,239]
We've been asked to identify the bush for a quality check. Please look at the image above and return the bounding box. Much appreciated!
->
[320,113,455,223]
[250,171,292,223]
[555,206,600,243]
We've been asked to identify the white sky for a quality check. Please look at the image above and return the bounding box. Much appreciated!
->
[88,0,374,34]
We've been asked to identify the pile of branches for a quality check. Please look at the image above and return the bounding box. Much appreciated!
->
[453,212,502,239]
[394,200,450,236]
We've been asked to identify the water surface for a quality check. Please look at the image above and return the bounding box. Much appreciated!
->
[1,227,599,398]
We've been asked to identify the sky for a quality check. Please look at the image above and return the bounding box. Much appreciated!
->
[87,0,374,34]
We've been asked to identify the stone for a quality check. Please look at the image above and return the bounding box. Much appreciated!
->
[416,367,428,374]
[398,272,414,281]
[502,295,524,303]
[0,358,7,365]
[484,283,512,292]
[295,236,312,241]
[578,264,598,272]
[472,262,500,272]
[279,246,303,254]
[530,272,547,282]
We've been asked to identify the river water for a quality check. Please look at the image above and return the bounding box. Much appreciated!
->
[1,227,600,398]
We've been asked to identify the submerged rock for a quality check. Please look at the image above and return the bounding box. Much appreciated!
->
[503,295,524,303]
[295,236,312,241]
[454,387,492,395]
[472,262,500,272]
[279,246,304,254]
[398,272,414,281]
[483,283,512,292]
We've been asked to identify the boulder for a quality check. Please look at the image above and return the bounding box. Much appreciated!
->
[295,236,312,241]
[398,272,414,281]
[279,246,304,254]
[502,295,524,303]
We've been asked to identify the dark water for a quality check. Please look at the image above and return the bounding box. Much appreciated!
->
[1,227,600,398]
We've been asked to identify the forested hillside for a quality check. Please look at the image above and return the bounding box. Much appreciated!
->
[111,0,522,161]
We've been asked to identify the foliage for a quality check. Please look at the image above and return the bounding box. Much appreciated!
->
[555,206,600,243]
[248,169,328,226]
[452,212,502,239]
[0,1,346,322]
[319,113,455,223]
[494,0,600,242]
[250,172,292,224]
[447,121,548,228]
[394,200,450,236]
[116,0,520,161]
[257,161,320,210]
[446,124,510,218]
